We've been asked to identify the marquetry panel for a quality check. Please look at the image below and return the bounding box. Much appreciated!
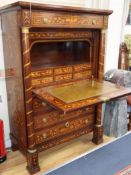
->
[74,64,92,72]
[34,107,94,130]
[31,11,104,28]
[74,71,92,79]
[54,66,72,75]
[31,69,53,78]
[31,63,92,88]
[35,114,94,144]
[32,77,53,86]
[55,74,72,82]
[38,126,93,151]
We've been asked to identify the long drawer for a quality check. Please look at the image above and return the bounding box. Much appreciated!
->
[35,114,94,144]
[34,107,95,130]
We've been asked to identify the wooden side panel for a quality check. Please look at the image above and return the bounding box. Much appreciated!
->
[1,11,27,151]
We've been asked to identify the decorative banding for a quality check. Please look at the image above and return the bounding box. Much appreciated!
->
[26,87,32,92]
[29,143,36,148]
[26,110,33,115]
[24,74,31,80]
[23,48,31,55]
[28,133,34,138]
[27,122,33,127]
[26,98,32,104]
[24,61,31,68]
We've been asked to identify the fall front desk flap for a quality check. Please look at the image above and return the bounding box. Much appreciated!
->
[33,79,131,113]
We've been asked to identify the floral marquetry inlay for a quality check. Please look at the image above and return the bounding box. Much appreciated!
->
[31,12,104,28]
[29,31,93,40]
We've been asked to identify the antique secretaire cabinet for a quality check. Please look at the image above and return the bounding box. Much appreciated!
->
[1,2,131,174]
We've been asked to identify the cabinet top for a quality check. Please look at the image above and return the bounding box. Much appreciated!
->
[0,1,113,15]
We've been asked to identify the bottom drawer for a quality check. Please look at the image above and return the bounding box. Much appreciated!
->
[35,114,94,145]
[37,126,93,152]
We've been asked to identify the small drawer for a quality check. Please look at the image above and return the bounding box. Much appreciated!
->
[31,69,53,78]
[54,74,72,82]
[54,66,73,75]
[30,11,104,28]
[35,114,94,144]
[34,106,95,130]
[32,76,53,87]
[74,64,91,72]
[74,71,92,79]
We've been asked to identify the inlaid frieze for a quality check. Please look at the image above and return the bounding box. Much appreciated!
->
[31,12,104,28]
[29,31,93,40]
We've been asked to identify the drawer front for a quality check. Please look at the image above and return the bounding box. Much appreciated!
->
[74,71,92,79]
[74,64,92,72]
[38,126,93,151]
[34,106,95,129]
[30,11,104,28]
[33,98,52,114]
[54,74,72,82]
[32,76,53,87]
[31,69,53,78]
[54,66,73,75]
[35,114,94,144]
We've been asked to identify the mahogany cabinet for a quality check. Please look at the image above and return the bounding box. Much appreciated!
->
[1,2,131,174]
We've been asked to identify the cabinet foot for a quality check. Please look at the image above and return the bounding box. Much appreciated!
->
[92,125,103,145]
[26,150,40,174]
[11,142,19,151]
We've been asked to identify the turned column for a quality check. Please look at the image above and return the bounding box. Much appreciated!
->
[92,104,103,145]
[22,27,40,174]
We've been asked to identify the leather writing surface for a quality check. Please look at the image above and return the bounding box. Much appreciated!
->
[33,79,131,113]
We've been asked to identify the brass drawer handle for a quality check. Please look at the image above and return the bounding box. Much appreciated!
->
[65,122,70,128]
[42,118,47,123]
[92,19,96,25]
[43,17,48,24]
[41,102,47,107]
[85,107,89,111]
[43,133,47,139]
[85,119,89,124]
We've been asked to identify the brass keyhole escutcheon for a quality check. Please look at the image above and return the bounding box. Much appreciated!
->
[43,133,47,139]
[43,17,48,24]
[65,122,70,128]
[92,19,96,25]
[85,107,89,111]
[42,118,47,123]
[41,102,47,107]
